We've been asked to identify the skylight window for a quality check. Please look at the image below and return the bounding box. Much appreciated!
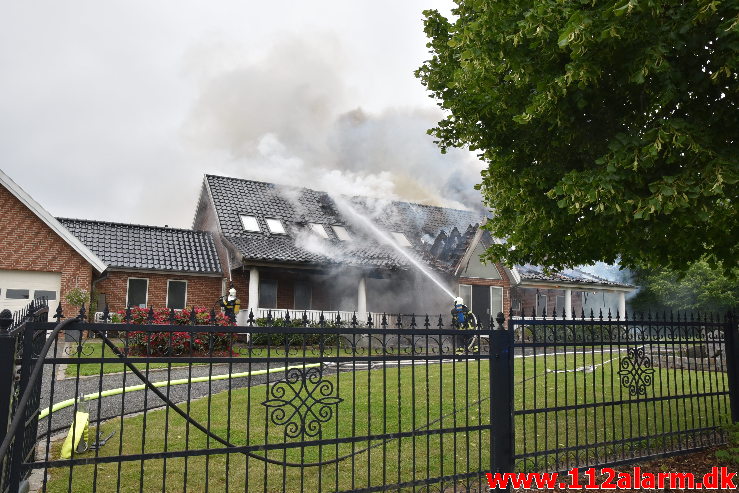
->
[309,223,329,238]
[332,225,351,241]
[240,215,260,232]
[391,232,411,247]
[266,218,286,235]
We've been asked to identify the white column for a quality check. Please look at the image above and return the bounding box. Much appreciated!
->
[248,267,259,314]
[618,291,626,319]
[564,289,572,319]
[357,276,367,321]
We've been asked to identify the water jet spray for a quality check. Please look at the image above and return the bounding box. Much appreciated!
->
[332,196,457,301]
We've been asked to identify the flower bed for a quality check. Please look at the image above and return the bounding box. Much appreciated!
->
[112,307,236,357]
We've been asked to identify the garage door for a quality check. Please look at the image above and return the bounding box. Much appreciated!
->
[0,270,61,314]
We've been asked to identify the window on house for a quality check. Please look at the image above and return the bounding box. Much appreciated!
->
[332,225,351,241]
[536,294,548,316]
[555,295,565,317]
[294,281,312,310]
[34,290,57,301]
[96,293,107,311]
[458,284,472,307]
[259,280,278,308]
[490,286,503,316]
[391,232,411,247]
[309,223,328,238]
[127,278,148,308]
[265,218,286,235]
[167,280,187,310]
[6,289,29,299]
[240,215,260,232]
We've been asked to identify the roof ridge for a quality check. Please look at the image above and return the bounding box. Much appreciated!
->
[205,173,483,215]
[57,217,208,235]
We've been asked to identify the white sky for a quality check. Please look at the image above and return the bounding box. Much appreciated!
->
[1,1,485,228]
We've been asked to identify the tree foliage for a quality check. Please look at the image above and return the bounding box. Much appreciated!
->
[629,258,738,313]
[417,0,738,273]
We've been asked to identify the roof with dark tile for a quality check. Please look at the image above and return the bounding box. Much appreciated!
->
[516,264,633,288]
[58,218,222,274]
[204,174,483,270]
[424,228,633,288]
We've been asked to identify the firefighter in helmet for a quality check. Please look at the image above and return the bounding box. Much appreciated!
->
[219,285,241,322]
[451,297,477,354]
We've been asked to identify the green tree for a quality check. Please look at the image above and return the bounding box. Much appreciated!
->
[630,258,739,313]
[417,1,738,273]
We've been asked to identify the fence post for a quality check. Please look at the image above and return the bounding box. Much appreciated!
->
[489,311,514,491]
[725,311,739,423]
[0,310,17,492]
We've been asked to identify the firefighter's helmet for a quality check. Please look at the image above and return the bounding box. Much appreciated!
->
[454,297,464,305]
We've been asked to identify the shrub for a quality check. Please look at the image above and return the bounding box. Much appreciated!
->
[115,307,235,357]
[64,287,89,308]
[716,422,739,466]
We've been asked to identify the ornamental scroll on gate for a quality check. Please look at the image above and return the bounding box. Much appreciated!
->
[617,347,656,396]
[262,367,343,440]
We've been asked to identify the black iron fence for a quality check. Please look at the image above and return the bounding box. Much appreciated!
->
[0,303,737,492]
[0,301,49,493]
[505,310,738,476]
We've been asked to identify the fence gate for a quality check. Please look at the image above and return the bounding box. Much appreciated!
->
[0,304,507,493]
[0,302,48,493]
[504,310,738,477]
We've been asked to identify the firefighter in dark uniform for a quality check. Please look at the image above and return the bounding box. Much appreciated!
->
[451,297,477,354]
[219,286,241,322]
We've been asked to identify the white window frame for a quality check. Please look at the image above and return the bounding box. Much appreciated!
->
[265,218,286,235]
[309,223,329,238]
[391,232,411,247]
[126,278,149,308]
[166,280,188,310]
[240,215,261,232]
[458,284,472,308]
[332,225,351,241]
[490,286,504,317]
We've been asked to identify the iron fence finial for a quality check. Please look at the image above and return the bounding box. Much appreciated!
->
[0,309,12,332]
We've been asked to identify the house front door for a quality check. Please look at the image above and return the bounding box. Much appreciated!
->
[471,285,490,326]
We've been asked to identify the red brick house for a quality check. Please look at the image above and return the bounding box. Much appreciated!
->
[58,219,224,314]
[0,170,106,315]
[0,169,224,316]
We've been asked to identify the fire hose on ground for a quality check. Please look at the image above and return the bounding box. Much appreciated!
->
[42,363,322,458]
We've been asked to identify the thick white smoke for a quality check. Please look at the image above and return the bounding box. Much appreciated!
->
[181,35,484,210]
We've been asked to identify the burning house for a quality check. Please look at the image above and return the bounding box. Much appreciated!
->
[192,174,634,323]
[0,168,633,321]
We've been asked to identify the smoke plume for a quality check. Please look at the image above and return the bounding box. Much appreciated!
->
[182,34,485,211]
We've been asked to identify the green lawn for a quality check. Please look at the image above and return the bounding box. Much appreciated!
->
[46,351,730,492]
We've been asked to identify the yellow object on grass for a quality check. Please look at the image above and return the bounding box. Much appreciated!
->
[60,411,89,459]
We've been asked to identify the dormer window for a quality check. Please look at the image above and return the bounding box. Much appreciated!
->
[309,223,328,238]
[332,225,351,241]
[266,218,286,235]
[391,232,411,247]
[240,215,260,232]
